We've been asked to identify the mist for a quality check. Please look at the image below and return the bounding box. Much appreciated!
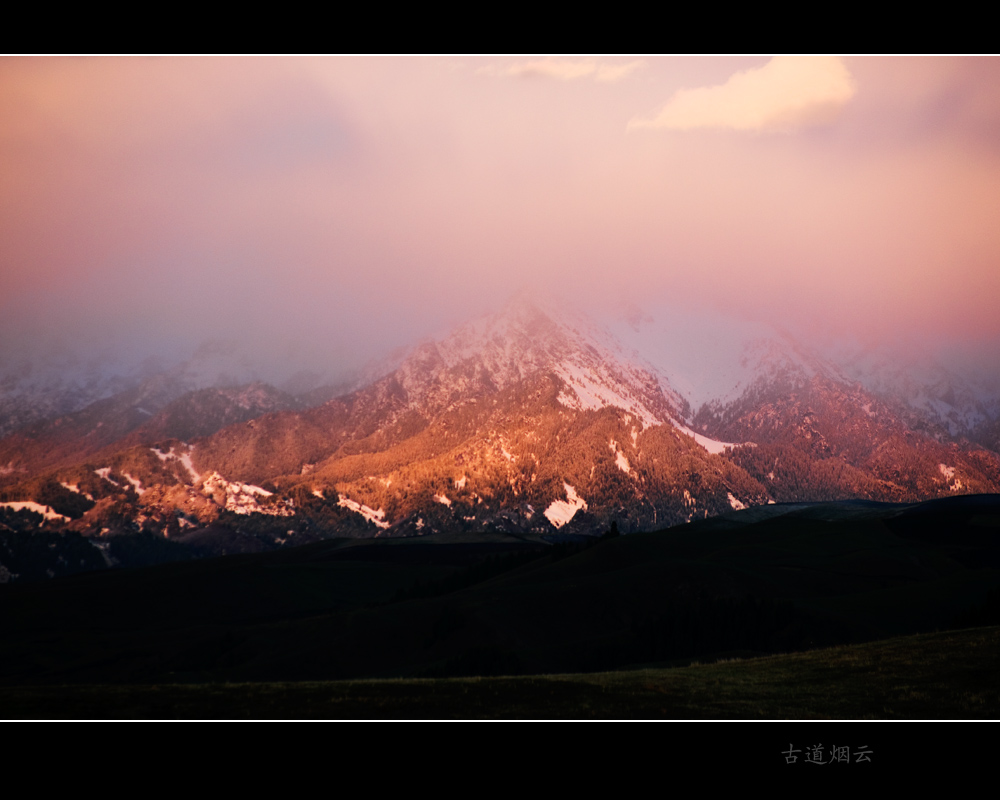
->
[3,56,1000,383]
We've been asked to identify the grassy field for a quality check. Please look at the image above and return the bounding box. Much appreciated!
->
[4,626,997,719]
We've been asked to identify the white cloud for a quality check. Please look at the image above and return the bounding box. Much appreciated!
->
[480,59,642,83]
[629,56,856,133]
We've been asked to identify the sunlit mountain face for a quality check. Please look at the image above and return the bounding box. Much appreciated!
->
[2,295,999,583]
[2,57,1000,581]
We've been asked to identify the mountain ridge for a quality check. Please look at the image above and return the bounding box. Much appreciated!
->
[2,297,999,574]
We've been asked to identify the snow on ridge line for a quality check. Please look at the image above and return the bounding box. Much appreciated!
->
[338,494,391,529]
[544,482,587,529]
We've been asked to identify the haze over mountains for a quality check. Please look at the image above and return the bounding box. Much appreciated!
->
[3,295,999,582]
[5,59,1000,390]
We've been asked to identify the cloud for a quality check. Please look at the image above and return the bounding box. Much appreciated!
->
[480,58,642,83]
[629,56,856,133]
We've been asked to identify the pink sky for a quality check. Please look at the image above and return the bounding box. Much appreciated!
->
[2,57,999,372]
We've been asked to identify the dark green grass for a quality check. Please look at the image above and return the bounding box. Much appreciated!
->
[4,626,997,719]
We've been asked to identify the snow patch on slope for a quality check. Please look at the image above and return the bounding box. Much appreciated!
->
[555,361,661,428]
[122,473,145,496]
[0,501,69,522]
[202,472,293,516]
[609,439,630,474]
[672,419,737,455]
[938,463,964,491]
[60,482,93,501]
[178,450,200,483]
[544,482,588,528]
[94,467,119,486]
[151,445,201,484]
[338,494,390,529]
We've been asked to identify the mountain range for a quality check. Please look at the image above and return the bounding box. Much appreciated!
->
[2,296,999,578]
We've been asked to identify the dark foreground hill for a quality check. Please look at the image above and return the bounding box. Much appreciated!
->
[4,626,997,719]
[2,495,999,703]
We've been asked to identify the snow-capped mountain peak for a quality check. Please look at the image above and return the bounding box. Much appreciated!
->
[396,297,687,428]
